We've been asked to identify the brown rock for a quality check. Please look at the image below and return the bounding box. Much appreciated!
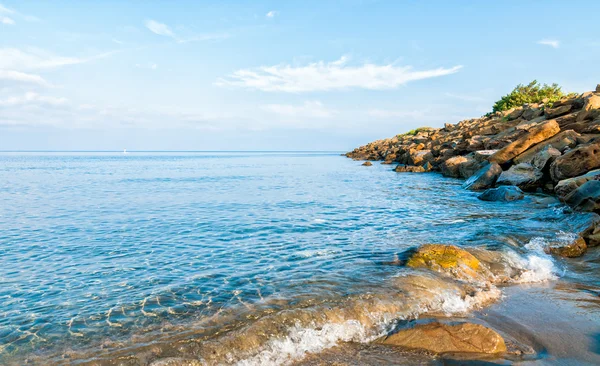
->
[362,161,373,166]
[582,219,600,247]
[555,169,600,201]
[408,149,434,166]
[548,237,587,258]
[531,145,561,171]
[394,164,426,173]
[406,244,491,282]
[565,180,600,212]
[545,104,573,119]
[577,94,600,122]
[550,142,600,182]
[440,156,468,178]
[381,322,507,354]
[507,107,524,120]
[596,84,600,93]
[489,120,560,165]
[513,130,580,165]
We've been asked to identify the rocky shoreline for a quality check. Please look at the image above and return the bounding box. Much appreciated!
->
[347,84,600,258]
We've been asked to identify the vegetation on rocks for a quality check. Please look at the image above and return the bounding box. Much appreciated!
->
[491,80,572,113]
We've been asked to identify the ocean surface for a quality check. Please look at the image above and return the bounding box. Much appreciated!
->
[0,152,599,365]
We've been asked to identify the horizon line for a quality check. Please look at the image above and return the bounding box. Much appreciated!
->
[0,150,346,153]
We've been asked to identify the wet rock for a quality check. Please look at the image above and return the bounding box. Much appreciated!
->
[581,218,600,247]
[547,237,587,258]
[478,186,525,202]
[513,130,580,165]
[381,322,507,354]
[549,142,600,182]
[362,161,373,166]
[489,120,560,165]
[555,169,600,201]
[394,164,426,173]
[406,244,489,282]
[496,163,544,191]
[544,104,572,119]
[565,180,600,212]
[577,94,600,122]
[463,163,502,191]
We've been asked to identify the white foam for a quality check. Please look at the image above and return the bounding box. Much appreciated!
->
[235,320,370,366]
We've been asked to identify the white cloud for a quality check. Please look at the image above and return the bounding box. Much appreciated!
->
[0,47,117,70]
[0,92,67,107]
[537,39,560,48]
[1,15,14,24]
[0,69,51,87]
[262,101,336,118]
[0,4,14,14]
[266,10,278,18]
[216,56,462,92]
[145,19,176,39]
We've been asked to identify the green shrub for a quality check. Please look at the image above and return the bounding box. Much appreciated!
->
[397,127,431,138]
[491,80,572,113]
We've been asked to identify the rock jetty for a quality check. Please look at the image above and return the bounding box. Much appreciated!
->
[347,85,600,256]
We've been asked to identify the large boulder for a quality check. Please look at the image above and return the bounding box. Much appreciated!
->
[577,94,600,122]
[458,154,484,179]
[545,104,573,119]
[550,142,600,182]
[440,156,468,178]
[513,130,580,165]
[408,149,434,166]
[565,180,600,212]
[496,163,544,191]
[489,120,560,165]
[406,244,490,282]
[555,169,600,201]
[531,145,561,171]
[463,163,503,191]
[478,186,525,202]
[381,322,507,354]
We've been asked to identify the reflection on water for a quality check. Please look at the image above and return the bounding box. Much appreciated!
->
[0,152,598,364]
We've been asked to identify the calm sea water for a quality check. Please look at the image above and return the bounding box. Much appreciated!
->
[0,152,597,364]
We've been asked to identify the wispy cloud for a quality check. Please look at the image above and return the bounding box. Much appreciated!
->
[216,56,462,92]
[0,92,67,107]
[537,39,560,48]
[144,19,229,43]
[135,62,158,70]
[0,47,118,70]
[0,69,51,87]
[0,3,39,24]
[266,10,278,18]
[262,101,336,118]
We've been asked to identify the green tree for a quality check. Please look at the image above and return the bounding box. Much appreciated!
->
[492,80,569,113]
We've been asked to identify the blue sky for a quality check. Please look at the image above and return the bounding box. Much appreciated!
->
[1,0,599,151]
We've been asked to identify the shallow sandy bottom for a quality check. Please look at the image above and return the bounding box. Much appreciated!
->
[294,282,600,365]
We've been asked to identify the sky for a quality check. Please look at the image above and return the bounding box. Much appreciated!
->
[1,0,599,151]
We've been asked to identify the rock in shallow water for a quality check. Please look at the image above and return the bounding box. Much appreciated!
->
[478,186,525,202]
[547,237,587,258]
[565,180,600,212]
[381,322,507,354]
[394,164,426,173]
[406,244,490,282]
[463,162,502,191]
[362,161,373,166]
[496,163,544,191]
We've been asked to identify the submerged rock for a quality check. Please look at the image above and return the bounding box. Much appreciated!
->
[362,161,373,166]
[381,322,507,354]
[463,163,502,191]
[478,186,525,202]
[548,237,587,258]
[496,163,544,191]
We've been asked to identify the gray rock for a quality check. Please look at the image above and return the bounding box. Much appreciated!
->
[555,169,600,201]
[463,163,503,191]
[478,186,525,202]
[496,163,544,191]
[531,145,561,171]
[565,180,600,212]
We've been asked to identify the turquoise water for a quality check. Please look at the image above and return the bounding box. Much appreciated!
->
[0,152,597,364]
